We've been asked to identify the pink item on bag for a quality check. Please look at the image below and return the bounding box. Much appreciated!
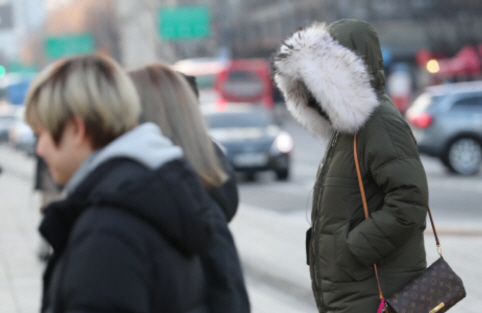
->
[377,299,385,313]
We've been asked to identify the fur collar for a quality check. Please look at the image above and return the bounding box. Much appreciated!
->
[273,22,380,141]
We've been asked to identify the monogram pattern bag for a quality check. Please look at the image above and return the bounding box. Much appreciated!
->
[353,134,466,313]
[386,257,466,313]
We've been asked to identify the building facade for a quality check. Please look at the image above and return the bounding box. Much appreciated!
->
[11,0,482,68]
[0,0,45,63]
[229,0,482,62]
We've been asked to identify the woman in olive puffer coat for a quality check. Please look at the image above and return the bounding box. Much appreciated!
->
[273,19,429,313]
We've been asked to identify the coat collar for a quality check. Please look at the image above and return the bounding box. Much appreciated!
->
[273,22,380,142]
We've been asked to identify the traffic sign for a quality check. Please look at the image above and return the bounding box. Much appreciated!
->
[8,62,38,74]
[44,34,94,60]
[159,5,210,41]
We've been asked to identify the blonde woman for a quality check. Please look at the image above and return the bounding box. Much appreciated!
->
[25,55,213,313]
[129,64,250,313]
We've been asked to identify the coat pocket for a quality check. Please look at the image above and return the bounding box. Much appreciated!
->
[333,221,373,281]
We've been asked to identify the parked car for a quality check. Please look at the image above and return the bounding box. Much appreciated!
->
[406,81,482,175]
[0,108,17,143]
[202,103,293,180]
[8,106,36,156]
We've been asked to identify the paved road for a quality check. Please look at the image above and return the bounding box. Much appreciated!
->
[239,110,482,229]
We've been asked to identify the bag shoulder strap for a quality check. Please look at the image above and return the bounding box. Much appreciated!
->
[353,134,443,301]
[353,134,384,300]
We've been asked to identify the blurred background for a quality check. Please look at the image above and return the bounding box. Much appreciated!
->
[0,1,482,313]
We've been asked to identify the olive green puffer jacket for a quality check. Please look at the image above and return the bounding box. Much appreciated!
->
[274,19,429,313]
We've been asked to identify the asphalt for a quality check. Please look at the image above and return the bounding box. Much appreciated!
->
[0,144,481,313]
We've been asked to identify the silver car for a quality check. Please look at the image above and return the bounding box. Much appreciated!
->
[406,81,482,175]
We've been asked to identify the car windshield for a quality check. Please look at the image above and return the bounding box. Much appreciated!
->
[222,71,264,98]
[205,111,269,129]
[410,92,446,112]
[196,74,217,89]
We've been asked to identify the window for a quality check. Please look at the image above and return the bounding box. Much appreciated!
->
[205,111,269,129]
[451,94,482,112]
[222,71,264,98]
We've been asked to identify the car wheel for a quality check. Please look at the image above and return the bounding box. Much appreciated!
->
[444,137,482,175]
[275,168,290,181]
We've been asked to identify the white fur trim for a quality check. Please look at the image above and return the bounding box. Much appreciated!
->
[274,22,379,141]
[274,75,332,140]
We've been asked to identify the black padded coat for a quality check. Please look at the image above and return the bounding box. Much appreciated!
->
[40,157,213,313]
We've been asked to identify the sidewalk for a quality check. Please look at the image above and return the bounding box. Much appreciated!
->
[0,150,43,313]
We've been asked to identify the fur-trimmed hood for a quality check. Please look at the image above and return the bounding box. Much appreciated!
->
[273,19,385,141]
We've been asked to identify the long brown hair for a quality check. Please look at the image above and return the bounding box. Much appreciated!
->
[128,63,227,188]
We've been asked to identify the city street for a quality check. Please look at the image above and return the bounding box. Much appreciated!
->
[241,109,482,228]
[1,1,482,313]
[0,111,481,313]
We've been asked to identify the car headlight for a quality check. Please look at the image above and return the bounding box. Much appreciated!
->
[272,132,293,153]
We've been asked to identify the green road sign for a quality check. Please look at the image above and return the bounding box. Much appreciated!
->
[159,5,210,41]
[0,65,6,78]
[45,34,94,59]
[8,62,38,74]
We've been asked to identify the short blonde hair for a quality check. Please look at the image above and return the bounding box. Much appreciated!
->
[25,54,140,149]
[128,63,227,188]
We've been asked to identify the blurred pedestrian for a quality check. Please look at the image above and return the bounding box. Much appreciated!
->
[25,54,213,313]
[35,155,62,210]
[128,63,250,313]
[34,155,62,261]
[386,62,413,115]
[273,19,429,313]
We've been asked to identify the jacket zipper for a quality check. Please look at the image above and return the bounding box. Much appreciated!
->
[331,132,339,146]
[320,131,337,166]
[311,131,338,307]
